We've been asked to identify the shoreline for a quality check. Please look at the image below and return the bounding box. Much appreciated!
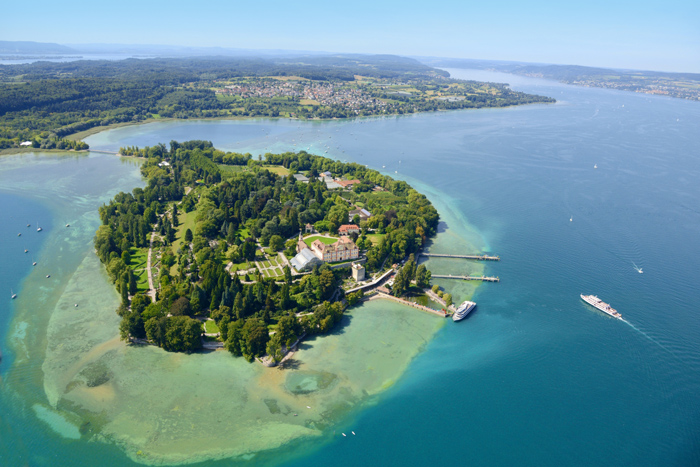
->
[1,126,491,465]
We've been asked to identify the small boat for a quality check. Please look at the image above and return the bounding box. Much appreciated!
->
[26,223,30,227]
[11,289,17,299]
[46,274,50,278]
[32,259,37,266]
[24,248,28,253]
[342,433,346,437]
[75,304,78,307]
[569,217,572,222]
[37,222,42,232]
[633,263,643,274]
[352,431,356,435]
[65,224,70,228]
[594,164,598,169]
[18,233,21,237]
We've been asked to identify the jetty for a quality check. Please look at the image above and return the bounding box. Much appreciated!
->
[420,253,500,261]
[432,274,500,282]
[88,149,119,155]
[369,292,447,317]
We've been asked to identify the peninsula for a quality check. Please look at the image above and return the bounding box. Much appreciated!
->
[0,55,555,152]
[96,141,444,362]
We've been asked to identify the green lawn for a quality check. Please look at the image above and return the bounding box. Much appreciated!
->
[204,320,220,333]
[128,248,150,292]
[235,227,251,240]
[263,165,290,176]
[304,235,338,247]
[366,233,386,246]
[229,261,252,272]
[172,205,197,254]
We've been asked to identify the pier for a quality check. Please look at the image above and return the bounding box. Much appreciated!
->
[369,292,447,317]
[420,253,500,261]
[431,274,500,282]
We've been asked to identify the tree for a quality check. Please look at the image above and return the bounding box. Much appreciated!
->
[163,316,202,353]
[416,264,431,289]
[170,296,192,316]
[276,315,300,347]
[184,228,193,243]
[119,310,145,341]
[266,333,284,363]
[432,284,440,294]
[444,293,453,308]
[128,269,138,295]
[269,235,284,252]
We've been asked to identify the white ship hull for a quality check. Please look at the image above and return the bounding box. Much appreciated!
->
[453,301,476,322]
[580,294,622,320]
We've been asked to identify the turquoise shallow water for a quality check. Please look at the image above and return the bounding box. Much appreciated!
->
[2,69,700,466]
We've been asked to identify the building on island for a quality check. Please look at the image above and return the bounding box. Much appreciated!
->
[290,248,323,272]
[310,236,359,262]
[336,179,361,189]
[351,262,366,282]
[349,208,371,222]
[338,224,360,236]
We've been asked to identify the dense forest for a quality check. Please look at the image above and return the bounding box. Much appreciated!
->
[96,141,439,359]
[0,56,554,150]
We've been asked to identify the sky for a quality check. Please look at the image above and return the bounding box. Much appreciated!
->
[3,0,699,73]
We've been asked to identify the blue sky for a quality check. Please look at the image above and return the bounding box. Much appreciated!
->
[3,0,699,72]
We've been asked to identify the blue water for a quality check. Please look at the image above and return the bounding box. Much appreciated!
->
[2,69,700,466]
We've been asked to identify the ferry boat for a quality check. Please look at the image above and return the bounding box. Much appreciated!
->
[452,300,476,322]
[580,294,622,320]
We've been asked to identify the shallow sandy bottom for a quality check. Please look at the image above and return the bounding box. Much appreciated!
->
[40,254,445,464]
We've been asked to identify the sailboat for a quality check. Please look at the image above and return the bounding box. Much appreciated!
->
[37,222,42,232]
[11,289,17,299]
[594,164,598,169]
[570,216,573,222]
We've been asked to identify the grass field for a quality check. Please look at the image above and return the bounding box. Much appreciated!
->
[229,261,252,272]
[299,99,320,106]
[172,205,197,254]
[263,165,290,176]
[204,320,220,334]
[304,236,338,247]
[128,248,150,292]
[218,164,248,177]
[235,227,250,241]
[366,233,386,246]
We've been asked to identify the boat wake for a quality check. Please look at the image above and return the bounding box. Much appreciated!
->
[632,262,643,274]
[622,319,677,358]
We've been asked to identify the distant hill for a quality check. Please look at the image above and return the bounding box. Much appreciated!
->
[0,40,78,54]
[420,57,700,101]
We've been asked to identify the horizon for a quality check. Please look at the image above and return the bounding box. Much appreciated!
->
[2,0,698,74]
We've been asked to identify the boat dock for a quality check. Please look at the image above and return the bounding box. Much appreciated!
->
[432,274,500,282]
[369,292,447,317]
[419,253,500,261]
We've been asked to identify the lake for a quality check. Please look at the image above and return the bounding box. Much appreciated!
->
[1,68,699,466]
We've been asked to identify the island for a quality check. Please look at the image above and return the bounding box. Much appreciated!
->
[96,140,446,364]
